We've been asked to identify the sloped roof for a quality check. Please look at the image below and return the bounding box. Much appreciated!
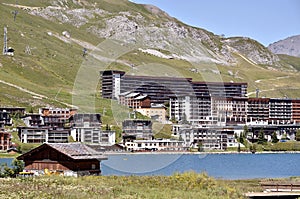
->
[17,143,107,161]
[134,95,149,100]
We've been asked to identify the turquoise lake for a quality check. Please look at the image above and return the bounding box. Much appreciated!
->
[101,153,300,179]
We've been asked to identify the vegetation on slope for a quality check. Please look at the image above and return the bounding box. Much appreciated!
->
[0,0,299,127]
[0,172,255,199]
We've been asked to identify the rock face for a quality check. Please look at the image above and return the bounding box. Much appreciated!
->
[268,35,300,58]
[25,0,282,67]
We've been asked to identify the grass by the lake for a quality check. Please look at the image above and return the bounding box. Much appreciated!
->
[0,172,259,199]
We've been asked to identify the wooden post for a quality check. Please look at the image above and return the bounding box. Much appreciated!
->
[276,183,278,192]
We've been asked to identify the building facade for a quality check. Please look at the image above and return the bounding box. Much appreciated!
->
[17,143,107,176]
[124,139,185,151]
[0,130,11,150]
[170,96,211,125]
[122,119,153,140]
[18,127,70,143]
[101,70,248,104]
[269,98,292,124]
[177,126,230,150]
[247,98,270,125]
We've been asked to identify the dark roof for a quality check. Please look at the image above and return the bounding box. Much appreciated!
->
[17,143,107,161]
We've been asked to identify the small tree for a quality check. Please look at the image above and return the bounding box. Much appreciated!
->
[197,142,204,152]
[271,132,279,143]
[243,125,249,139]
[12,159,24,176]
[0,159,24,177]
[296,129,300,141]
[257,129,266,145]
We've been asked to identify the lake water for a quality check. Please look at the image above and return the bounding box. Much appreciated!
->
[2,153,299,179]
[0,158,14,167]
[101,153,300,179]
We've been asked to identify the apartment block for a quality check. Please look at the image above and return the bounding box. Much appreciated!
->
[0,130,11,150]
[177,126,229,150]
[122,119,153,140]
[39,107,77,123]
[100,70,126,99]
[247,98,270,125]
[120,75,193,104]
[192,81,248,98]
[170,96,211,125]
[229,97,247,125]
[292,99,300,123]
[100,70,248,104]
[18,127,70,143]
[269,98,292,124]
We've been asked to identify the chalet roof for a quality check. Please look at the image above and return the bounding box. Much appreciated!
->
[48,143,107,160]
[17,143,107,161]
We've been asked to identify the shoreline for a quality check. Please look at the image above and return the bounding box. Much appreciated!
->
[103,150,300,155]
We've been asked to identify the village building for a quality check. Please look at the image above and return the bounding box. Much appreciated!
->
[173,125,237,150]
[39,107,77,125]
[23,113,43,127]
[0,107,26,117]
[18,127,70,143]
[119,92,151,109]
[124,139,186,151]
[0,130,11,150]
[0,111,13,126]
[70,113,115,145]
[122,119,153,140]
[17,143,107,176]
[135,103,167,123]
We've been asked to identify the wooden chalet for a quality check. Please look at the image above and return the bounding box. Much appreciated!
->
[17,143,107,176]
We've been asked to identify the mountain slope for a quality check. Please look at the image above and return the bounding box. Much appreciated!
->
[268,35,300,57]
[0,0,299,115]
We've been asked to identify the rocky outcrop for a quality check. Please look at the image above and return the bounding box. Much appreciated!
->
[19,0,283,67]
[268,35,300,58]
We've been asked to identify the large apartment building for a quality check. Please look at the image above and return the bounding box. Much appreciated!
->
[192,81,247,98]
[170,96,211,125]
[247,98,270,125]
[269,98,293,124]
[100,70,247,103]
[171,96,300,125]
[292,99,300,123]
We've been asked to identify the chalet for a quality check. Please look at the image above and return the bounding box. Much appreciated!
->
[17,143,107,176]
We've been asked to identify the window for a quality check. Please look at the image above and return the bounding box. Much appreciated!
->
[91,164,96,169]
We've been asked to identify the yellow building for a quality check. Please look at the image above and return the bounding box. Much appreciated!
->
[136,104,167,123]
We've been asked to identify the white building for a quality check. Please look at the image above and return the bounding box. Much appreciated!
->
[71,127,115,145]
[124,139,185,151]
[172,125,240,150]
[170,96,212,125]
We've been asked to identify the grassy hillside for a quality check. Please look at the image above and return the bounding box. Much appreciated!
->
[0,0,300,126]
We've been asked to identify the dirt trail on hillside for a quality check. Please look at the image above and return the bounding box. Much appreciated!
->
[0,79,75,108]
